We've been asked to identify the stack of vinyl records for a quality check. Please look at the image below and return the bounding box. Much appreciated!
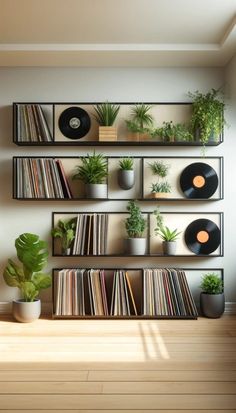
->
[143,269,198,317]
[15,158,72,198]
[16,104,53,142]
[54,269,86,316]
[72,214,109,255]
[110,270,137,316]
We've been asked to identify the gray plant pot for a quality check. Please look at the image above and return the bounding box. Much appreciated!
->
[85,184,107,199]
[125,238,147,255]
[62,247,71,256]
[200,293,225,318]
[163,241,177,255]
[118,170,135,190]
[12,299,41,323]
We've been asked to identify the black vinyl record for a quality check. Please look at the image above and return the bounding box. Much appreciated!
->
[180,162,218,199]
[58,106,91,139]
[184,218,221,255]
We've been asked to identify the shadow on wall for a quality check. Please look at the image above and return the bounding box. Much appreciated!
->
[0,105,13,148]
[0,159,12,205]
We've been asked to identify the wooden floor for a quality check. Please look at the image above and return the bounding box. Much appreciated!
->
[0,315,236,412]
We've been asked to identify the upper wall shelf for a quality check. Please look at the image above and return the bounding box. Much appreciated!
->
[13,102,223,146]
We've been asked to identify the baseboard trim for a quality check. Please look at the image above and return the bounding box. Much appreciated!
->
[0,301,235,316]
[0,301,52,315]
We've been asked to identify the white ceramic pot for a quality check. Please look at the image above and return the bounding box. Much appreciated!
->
[12,299,41,323]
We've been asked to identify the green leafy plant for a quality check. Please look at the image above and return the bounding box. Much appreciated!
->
[151,121,193,142]
[148,161,169,177]
[125,200,146,238]
[72,151,108,184]
[151,182,171,194]
[51,218,76,254]
[3,233,51,302]
[119,158,134,171]
[126,104,154,135]
[153,208,181,241]
[200,273,223,294]
[148,161,171,194]
[93,102,120,126]
[188,88,225,145]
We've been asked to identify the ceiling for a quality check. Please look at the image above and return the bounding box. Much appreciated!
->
[0,0,235,67]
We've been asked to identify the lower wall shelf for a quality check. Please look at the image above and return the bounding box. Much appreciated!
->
[52,267,223,320]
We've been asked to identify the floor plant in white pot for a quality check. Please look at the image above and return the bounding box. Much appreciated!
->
[3,233,51,322]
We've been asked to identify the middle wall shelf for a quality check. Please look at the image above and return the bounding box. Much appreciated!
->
[13,156,223,201]
[52,211,223,257]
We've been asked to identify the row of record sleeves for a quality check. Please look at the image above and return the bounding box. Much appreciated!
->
[53,268,198,318]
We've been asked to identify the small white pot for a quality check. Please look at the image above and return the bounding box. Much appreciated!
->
[125,238,147,255]
[12,299,41,323]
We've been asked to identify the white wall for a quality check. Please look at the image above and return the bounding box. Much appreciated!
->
[1,66,234,309]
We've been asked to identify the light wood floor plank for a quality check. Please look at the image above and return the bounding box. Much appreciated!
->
[0,394,236,410]
[1,369,236,382]
[0,381,235,394]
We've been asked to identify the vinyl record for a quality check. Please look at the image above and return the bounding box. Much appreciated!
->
[184,218,221,255]
[180,162,218,199]
[58,106,91,139]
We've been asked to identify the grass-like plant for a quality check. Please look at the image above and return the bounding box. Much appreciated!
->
[151,182,171,194]
[148,161,169,177]
[149,161,171,194]
[188,88,225,145]
[125,200,146,238]
[153,208,181,241]
[93,102,120,126]
[3,233,51,302]
[200,273,223,294]
[51,218,76,254]
[156,226,181,242]
[72,151,108,184]
[119,158,134,171]
[126,104,154,134]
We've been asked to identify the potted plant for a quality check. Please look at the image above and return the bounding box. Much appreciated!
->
[188,88,225,146]
[118,158,134,190]
[148,161,171,198]
[124,200,147,255]
[51,218,76,255]
[200,273,225,318]
[3,233,51,323]
[93,102,120,141]
[72,151,108,198]
[153,208,181,255]
[151,121,193,142]
[126,104,154,141]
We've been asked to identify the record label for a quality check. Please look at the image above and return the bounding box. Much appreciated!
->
[180,162,218,199]
[184,218,221,255]
[58,106,91,140]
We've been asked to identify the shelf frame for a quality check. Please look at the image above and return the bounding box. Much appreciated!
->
[52,211,224,258]
[51,267,224,320]
[13,155,224,201]
[13,101,224,146]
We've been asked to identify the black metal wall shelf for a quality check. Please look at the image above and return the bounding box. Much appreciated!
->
[52,267,223,320]
[52,211,224,257]
[13,156,224,201]
[13,101,224,146]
